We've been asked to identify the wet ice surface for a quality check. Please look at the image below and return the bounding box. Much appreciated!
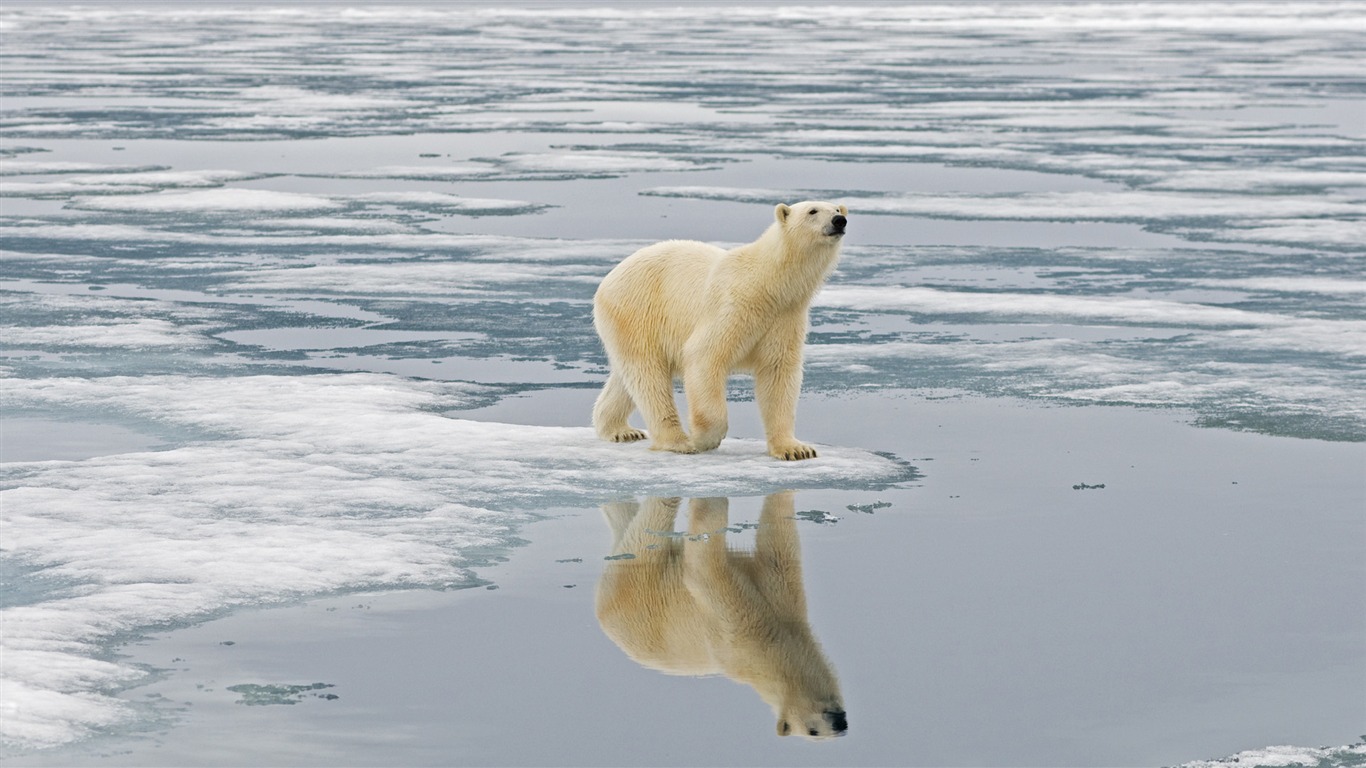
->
[1,2,1363,764]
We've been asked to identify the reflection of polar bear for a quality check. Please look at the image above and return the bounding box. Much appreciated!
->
[592,201,848,460]
[595,492,848,740]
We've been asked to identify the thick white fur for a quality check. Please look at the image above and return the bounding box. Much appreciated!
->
[595,493,847,740]
[592,201,847,460]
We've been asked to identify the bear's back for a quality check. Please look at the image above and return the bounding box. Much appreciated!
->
[594,239,729,357]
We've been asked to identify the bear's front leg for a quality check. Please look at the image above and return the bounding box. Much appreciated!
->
[755,343,817,461]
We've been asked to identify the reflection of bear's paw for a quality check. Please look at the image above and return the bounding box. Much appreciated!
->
[607,428,648,443]
[770,441,818,461]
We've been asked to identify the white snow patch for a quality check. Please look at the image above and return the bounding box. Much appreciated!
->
[1203,277,1366,295]
[1179,741,1366,768]
[0,161,165,176]
[1148,168,1366,192]
[352,191,550,213]
[0,320,209,349]
[68,188,342,213]
[223,262,603,296]
[491,151,716,175]
[1213,219,1366,248]
[819,285,1267,327]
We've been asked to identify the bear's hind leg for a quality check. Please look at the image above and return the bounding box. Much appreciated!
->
[593,371,647,443]
[683,353,731,453]
[619,362,692,453]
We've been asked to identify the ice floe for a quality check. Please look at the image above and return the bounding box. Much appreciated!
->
[221,262,603,297]
[0,161,166,176]
[350,191,552,215]
[0,319,209,349]
[819,286,1271,327]
[0,372,912,749]
[1178,741,1366,768]
[68,188,342,213]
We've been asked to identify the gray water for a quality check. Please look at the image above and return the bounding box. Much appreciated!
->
[1,3,1363,764]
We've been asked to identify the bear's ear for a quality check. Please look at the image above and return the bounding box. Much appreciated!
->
[775,203,791,224]
[838,204,848,216]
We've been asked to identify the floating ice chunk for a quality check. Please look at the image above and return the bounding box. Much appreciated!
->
[2,374,913,508]
[222,261,603,296]
[76,169,265,187]
[818,285,1267,327]
[1205,322,1366,359]
[0,319,209,349]
[0,373,910,749]
[68,188,342,213]
[486,151,722,176]
[0,161,166,176]
[1148,168,1366,192]
[1178,741,1366,768]
[2,170,268,198]
[1211,219,1366,248]
[219,327,480,352]
[0,676,141,750]
[352,191,552,214]
[1203,277,1366,295]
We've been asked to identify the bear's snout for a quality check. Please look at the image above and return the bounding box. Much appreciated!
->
[827,214,847,236]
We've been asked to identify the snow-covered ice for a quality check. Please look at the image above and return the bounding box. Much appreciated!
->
[1179,742,1366,768]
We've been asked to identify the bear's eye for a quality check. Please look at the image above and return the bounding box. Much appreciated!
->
[808,208,818,215]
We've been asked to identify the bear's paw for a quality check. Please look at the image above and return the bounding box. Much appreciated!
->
[650,436,698,454]
[606,428,648,443]
[769,441,818,461]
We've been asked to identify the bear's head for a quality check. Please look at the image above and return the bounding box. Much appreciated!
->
[777,700,848,741]
[775,200,848,242]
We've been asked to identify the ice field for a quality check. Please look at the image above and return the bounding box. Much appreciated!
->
[1,3,1363,765]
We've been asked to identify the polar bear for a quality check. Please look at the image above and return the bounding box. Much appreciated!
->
[595,492,848,739]
[592,201,848,460]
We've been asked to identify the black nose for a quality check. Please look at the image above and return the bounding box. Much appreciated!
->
[832,214,847,230]
[827,709,848,733]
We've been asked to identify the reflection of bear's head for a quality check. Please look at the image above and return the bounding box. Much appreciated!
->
[595,492,848,741]
[775,200,849,242]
